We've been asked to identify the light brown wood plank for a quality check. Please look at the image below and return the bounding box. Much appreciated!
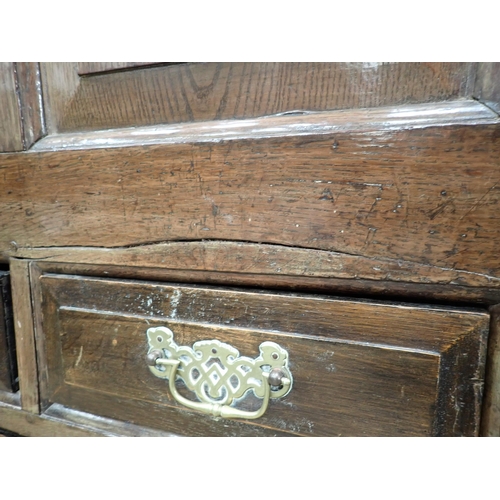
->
[0,62,23,152]
[2,120,500,285]
[9,259,38,412]
[41,62,475,134]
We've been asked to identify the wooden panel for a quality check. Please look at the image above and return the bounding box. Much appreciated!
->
[0,62,23,152]
[77,62,157,75]
[41,62,475,133]
[38,274,489,436]
[2,120,500,285]
[482,304,500,436]
[9,259,38,412]
[0,271,17,392]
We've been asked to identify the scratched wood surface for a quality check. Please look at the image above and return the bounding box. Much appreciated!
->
[2,121,500,286]
[41,62,475,134]
[37,274,489,436]
[0,272,17,392]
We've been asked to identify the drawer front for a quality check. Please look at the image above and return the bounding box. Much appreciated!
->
[38,274,489,436]
[0,272,17,393]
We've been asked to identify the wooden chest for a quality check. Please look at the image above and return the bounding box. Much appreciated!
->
[0,62,499,436]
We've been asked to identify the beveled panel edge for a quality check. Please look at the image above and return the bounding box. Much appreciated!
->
[0,400,174,436]
[30,100,498,153]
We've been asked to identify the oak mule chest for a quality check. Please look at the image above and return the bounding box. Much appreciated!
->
[1,62,499,436]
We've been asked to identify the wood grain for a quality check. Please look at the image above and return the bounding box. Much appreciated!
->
[9,259,38,412]
[0,272,17,392]
[2,121,500,285]
[481,303,500,436]
[0,62,23,152]
[38,274,489,436]
[41,62,475,134]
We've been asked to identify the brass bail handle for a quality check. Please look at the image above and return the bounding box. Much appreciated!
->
[145,326,293,420]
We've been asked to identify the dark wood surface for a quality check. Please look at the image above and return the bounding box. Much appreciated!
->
[37,273,488,436]
[2,118,500,288]
[0,272,17,392]
[41,62,476,134]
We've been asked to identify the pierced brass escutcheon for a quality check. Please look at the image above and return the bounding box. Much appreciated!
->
[146,326,293,419]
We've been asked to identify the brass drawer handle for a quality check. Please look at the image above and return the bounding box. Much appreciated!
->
[146,326,293,419]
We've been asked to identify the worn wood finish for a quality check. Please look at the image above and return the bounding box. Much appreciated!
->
[0,62,23,152]
[9,259,38,412]
[38,274,488,436]
[0,272,17,392]
[0,400,172,436]
[482,304,500,436]
[41,62,475,134]
[14,62,45,149]
[2,121,500,285]
[474,63,500,114]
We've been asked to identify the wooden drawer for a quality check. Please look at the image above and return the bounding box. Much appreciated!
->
[0,271,17,393]
[36,273,489,436]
